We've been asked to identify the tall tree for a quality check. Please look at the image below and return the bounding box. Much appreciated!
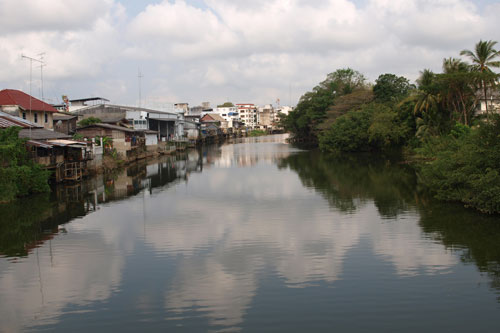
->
[373,73,413,103]
[460,40,500,119]
[440,58,476,125]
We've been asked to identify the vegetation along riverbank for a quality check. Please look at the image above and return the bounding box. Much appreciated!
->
[282,40,500,214]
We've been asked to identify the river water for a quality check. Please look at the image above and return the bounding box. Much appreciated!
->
[1,134,500,332]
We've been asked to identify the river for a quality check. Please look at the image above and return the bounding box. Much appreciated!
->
[1,134,500,332]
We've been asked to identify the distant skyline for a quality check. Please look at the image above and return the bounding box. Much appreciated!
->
[1,0,499,107]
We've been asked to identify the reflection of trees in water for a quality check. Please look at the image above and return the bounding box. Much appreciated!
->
[417,202,500,300]
[0,152,206,258]
[278,151,417,217]
[279,150,500,298]
[0,194,87,257]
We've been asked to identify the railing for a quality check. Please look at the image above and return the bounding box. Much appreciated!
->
[64,162,83,181]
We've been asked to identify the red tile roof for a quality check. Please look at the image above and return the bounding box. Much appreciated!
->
[0,89,57,113]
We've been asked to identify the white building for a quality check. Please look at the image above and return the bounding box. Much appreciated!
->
[212,106,241,128]
[236,104,258,128]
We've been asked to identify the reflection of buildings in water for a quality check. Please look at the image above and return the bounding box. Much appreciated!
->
[215,136,295,168]
[0,230,125,332]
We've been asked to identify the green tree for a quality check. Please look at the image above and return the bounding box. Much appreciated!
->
[439,57,477,125]
[373,73,413,103]
[460,40,500,119]
[217,102,235,107]
[412,69,449,137]
[78,117,102,127]
[0,127,50,202]
[284,68,367,143]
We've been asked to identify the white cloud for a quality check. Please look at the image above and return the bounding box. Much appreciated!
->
[1,0,499,105]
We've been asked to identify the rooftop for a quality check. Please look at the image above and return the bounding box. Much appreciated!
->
[0,89,58,113]
[78,122,137,133]
[19,128,71,140]
[70,97,110,103]
[0,111,41,129]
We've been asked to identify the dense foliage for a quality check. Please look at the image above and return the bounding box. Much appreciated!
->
[0,127,50,202]
[283,68,367,143]
[417,117,500,214]
[217,102,235,107]
[373,73,413,103]
[282,39,500,214]
[78,117,102,127]
[319,103,410,153]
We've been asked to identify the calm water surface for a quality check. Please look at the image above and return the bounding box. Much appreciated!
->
[1,134,500,332]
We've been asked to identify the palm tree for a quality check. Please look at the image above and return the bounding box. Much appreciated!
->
[460,40,500,119]
[413,70,442,134]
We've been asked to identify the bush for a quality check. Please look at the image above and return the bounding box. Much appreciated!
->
[78,117,101,127]
[0,127,50,202]
[319,107,372,152]
[319,103,410,153]
[418,116,500,213]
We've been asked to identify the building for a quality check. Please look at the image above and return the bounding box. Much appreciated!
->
[476,90,500,115]
[74,104,184,141]
[0,89,58,130]
[236,104,258,128]
[174,103,189,113]
[201,113,228,129]
[188,105,204,116]
[61,97,109,112]
[53,113,78,135]
[258,104,276,129]
[0,111,92,182]
[213,106,242,128]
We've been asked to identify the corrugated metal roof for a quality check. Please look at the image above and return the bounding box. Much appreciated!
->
[53,113,77,120]
[47,139,87,147]
[0,111,40,128]
[19,128,71,140]
[26,140,53,149]
[0,89,58,112]
[77,123,137,133]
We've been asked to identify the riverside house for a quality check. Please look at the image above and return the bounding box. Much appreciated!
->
[0,111,91,182]
[0,89,58,130]
[76,123,159,161]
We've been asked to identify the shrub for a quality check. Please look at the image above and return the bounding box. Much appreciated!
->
[418,115,500,213]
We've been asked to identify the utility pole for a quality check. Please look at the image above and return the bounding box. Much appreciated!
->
[21,54,44,139]
[138,68,143,108]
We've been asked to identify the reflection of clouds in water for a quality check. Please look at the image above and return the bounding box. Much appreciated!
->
[0,200,145,332]
[370,216,457,276]
[137,163,458,329]
[0,232,124,332]
[166,258,257,330]
[0,135,461,331]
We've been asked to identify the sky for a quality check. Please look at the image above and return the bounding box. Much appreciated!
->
[1,0,499,108]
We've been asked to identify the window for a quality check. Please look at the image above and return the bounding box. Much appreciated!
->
[34,113,38,123]
[45,113,48,123]
[22,112,26,119]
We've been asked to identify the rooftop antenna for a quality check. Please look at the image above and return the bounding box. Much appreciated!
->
[37,52,46,101]
[21,53,44,139]
[138,68,143,109]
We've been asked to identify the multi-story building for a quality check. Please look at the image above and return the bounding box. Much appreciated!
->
[236,104,258,128]
[213,106,241,128]
[258,104,276,129]
[0,89,58,130]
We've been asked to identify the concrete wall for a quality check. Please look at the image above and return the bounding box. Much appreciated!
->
[1,106,54,130]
